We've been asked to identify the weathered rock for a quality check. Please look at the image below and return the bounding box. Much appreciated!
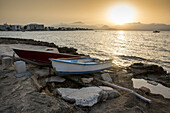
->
[45,76,65,83]
[2,57,12,70]
[15,72,31,78]
[122,73,133,79]
[129,63,170,88]
[99,86,121,101]
[0,37,79,55]
[81,77,93,84]
[101,73,112,82]
[106,106,145,113]
[157,74,170,87]
[147,80,158,86]
[0,37,57,47]
[31,76,43,92]
[45,48,59,53]
[130,63,167,75]
[139,86,151,94]
[34,69,49,77]
[67,76,81,82]
[58,47,77,54]
[57,87,103,106]
[130,63,144,68]
[0,70,73,113]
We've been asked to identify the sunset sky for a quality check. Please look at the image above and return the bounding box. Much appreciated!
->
[0,0,170,25]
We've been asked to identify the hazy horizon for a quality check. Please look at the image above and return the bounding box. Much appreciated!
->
[0,0,170,26]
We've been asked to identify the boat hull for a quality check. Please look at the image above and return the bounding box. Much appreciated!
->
[13,48,79,65]
[50,58,112,74]
[153,30,160,33]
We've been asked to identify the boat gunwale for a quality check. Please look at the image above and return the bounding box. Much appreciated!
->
[49,58,112,66]
[12,48,79,56]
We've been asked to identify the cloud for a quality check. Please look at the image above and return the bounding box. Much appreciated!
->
[71,21,84,25]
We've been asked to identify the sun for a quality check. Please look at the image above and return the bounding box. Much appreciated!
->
[108,4,136,25]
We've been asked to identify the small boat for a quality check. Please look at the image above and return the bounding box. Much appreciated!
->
[153,30,160,33]
[13,48,79,65]
[49,58,112,74]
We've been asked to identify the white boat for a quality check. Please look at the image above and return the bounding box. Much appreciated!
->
[49,58,112,74]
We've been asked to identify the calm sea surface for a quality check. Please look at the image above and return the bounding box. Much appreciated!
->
[0,31,170,72]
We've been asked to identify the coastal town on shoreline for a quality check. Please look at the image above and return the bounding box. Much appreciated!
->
[0,23,93,31]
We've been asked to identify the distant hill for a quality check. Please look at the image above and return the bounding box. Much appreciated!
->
[113,23,170,31]
[52,22,170,31]
[52,22,99,29]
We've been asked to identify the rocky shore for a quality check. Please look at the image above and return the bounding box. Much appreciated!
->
[0,37,170,113]
[0,37,78,54]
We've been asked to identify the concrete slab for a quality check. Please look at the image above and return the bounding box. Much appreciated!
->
[57,87,102,106]
[57,88,78,103]
[57,86,120,106]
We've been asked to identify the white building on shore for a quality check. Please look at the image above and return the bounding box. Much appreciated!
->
[0,24,21,31]
[10,25,22,31]
[26,24,44,30]
[0,23,56,31]
[0,25,6,31]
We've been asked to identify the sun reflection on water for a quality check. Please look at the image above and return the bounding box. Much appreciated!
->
[113,31,126,55]
[117,31,125,40]
[118,31,124,34]
[111,31,128,66]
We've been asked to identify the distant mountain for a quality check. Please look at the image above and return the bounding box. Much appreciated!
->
[52,22,170,31]
[112,23,170,31]
[52,22,100,29]
[100,25,116,30]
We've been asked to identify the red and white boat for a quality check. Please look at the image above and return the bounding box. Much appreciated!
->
[13,48,79,65]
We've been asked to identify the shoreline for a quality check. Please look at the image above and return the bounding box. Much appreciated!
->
[0,37,79,55]
[0,37,170,113]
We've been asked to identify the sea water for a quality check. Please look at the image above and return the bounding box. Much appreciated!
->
[0,30,170,73]
[132,78,170,98]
